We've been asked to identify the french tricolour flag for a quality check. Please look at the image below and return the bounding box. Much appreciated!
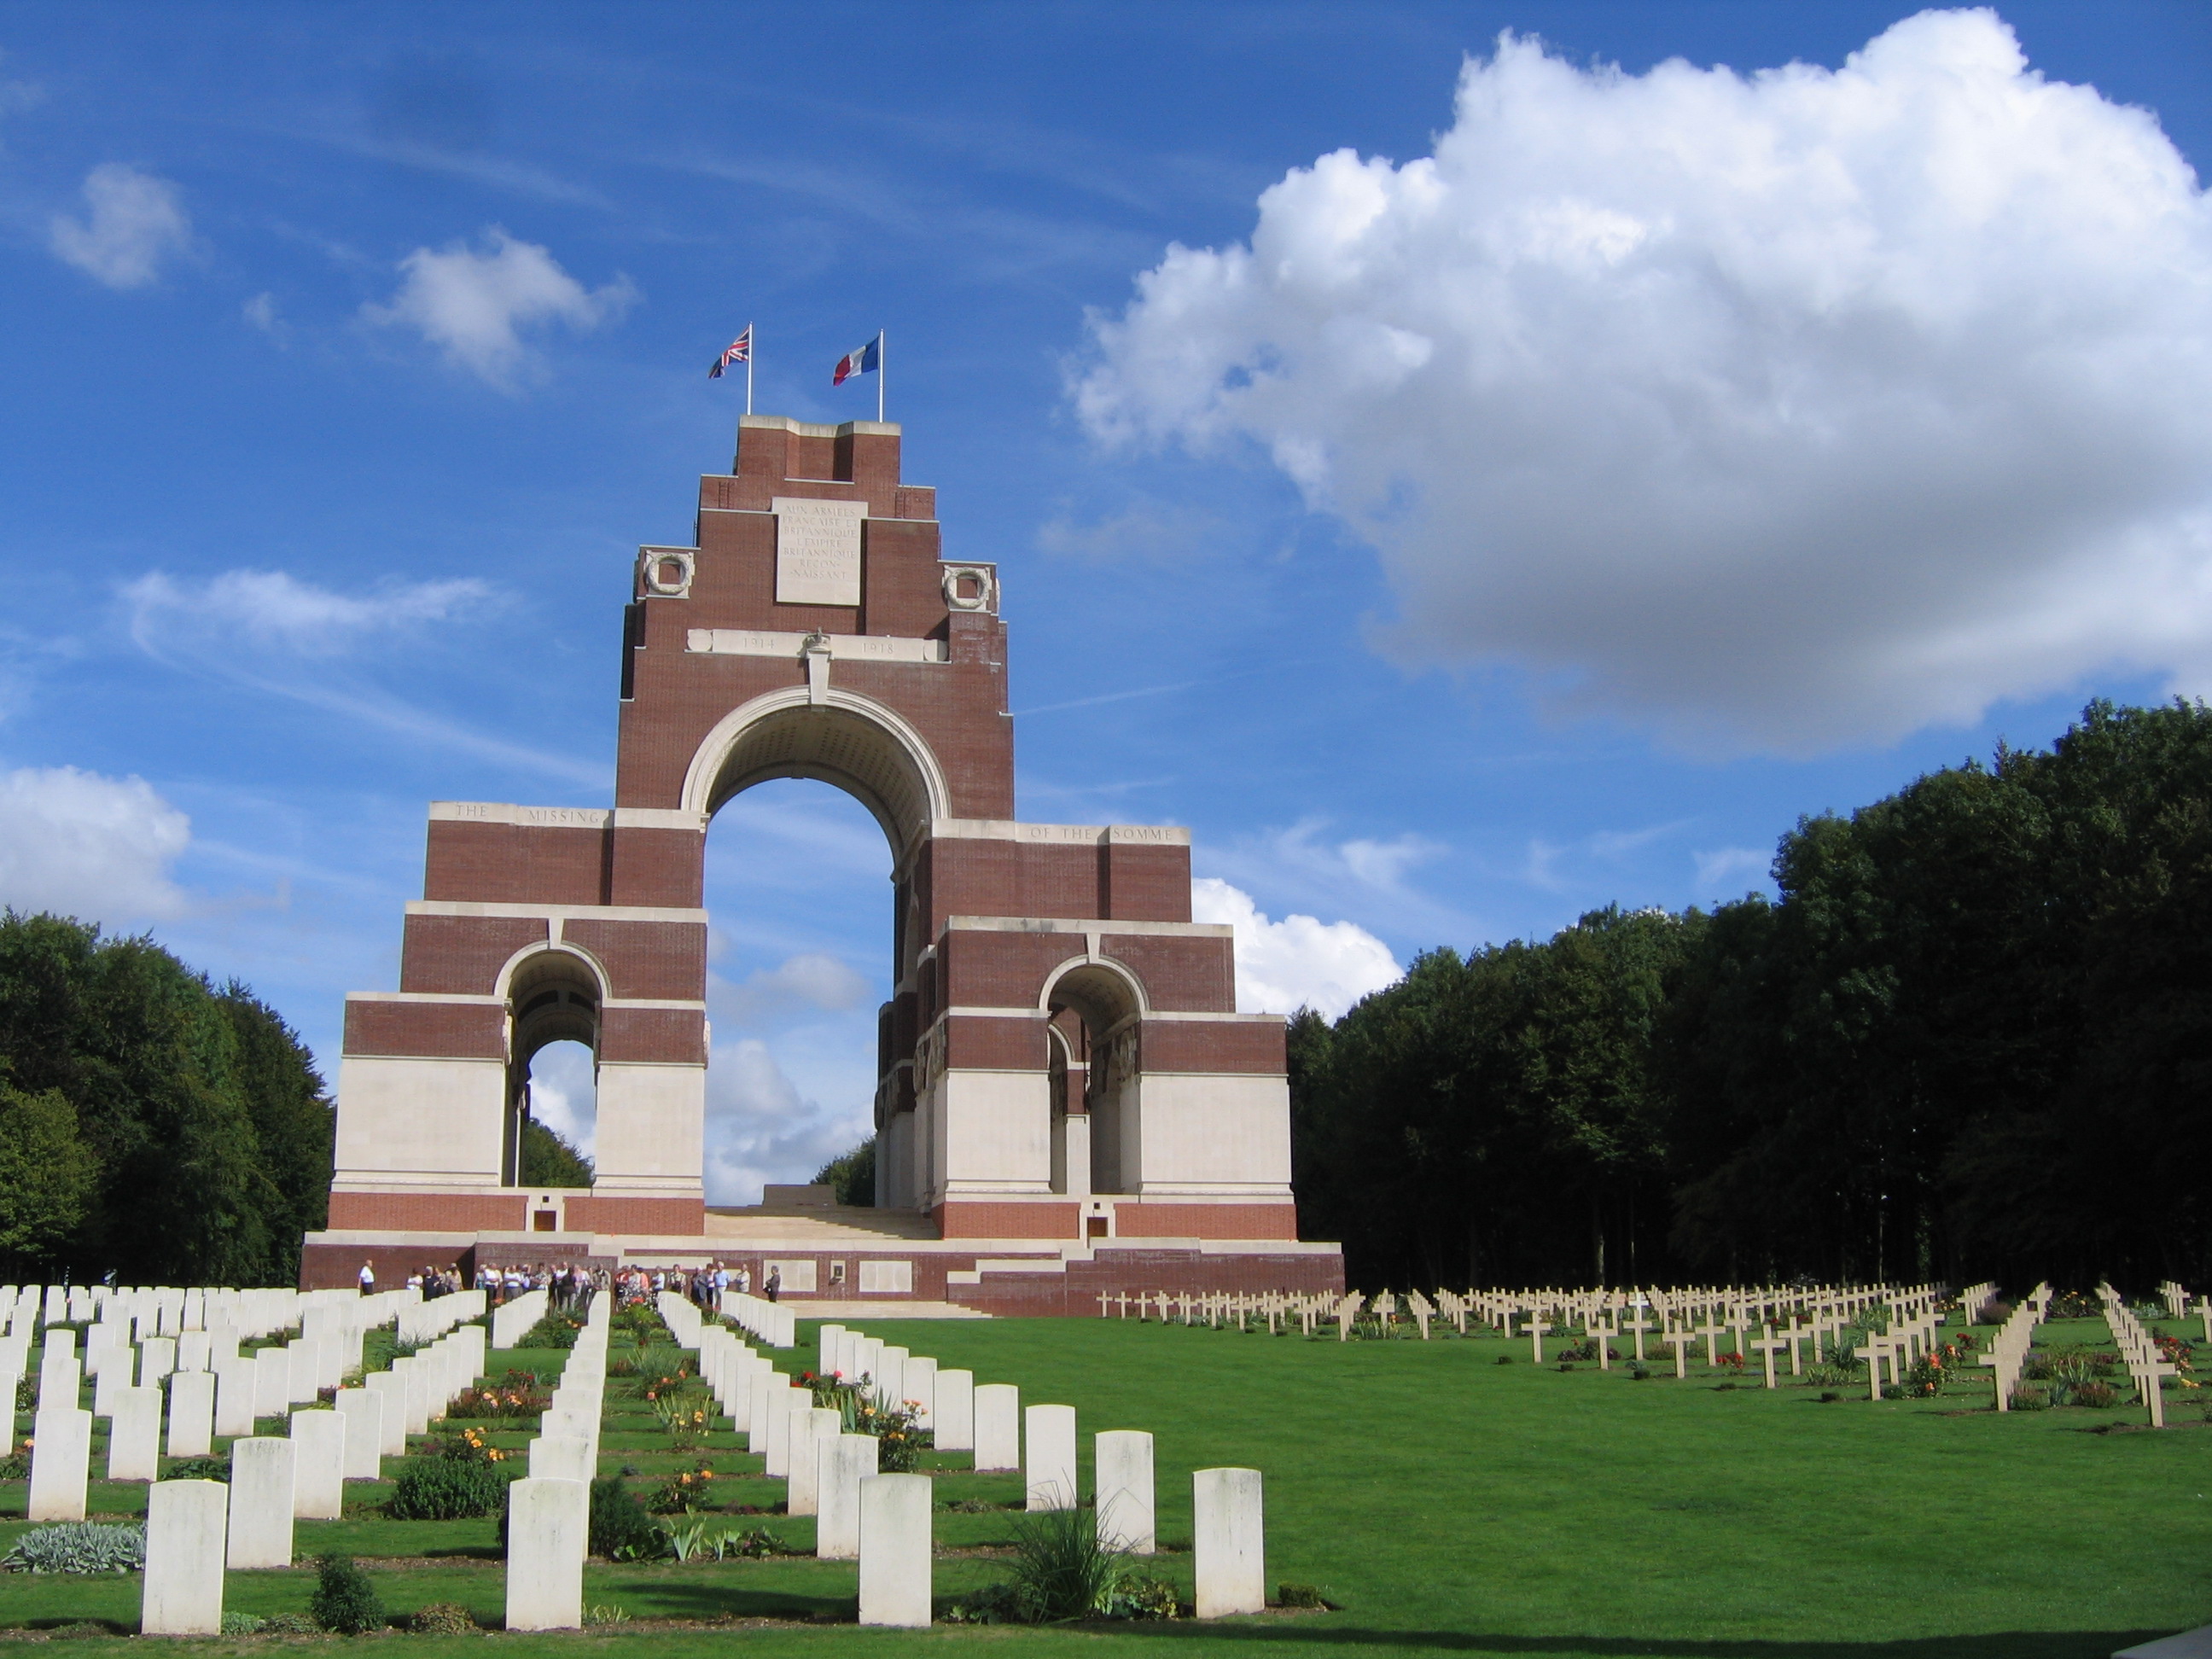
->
[832,333,881,386]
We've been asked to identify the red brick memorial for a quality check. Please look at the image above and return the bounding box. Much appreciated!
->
[302,415,1345,1311]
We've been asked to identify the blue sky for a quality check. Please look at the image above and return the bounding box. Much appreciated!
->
[4,3,2210,1201]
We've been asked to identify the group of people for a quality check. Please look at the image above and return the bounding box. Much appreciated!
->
[608,1260,777,1307]
[475,1261,601,1311]
[356,1256,784,1307]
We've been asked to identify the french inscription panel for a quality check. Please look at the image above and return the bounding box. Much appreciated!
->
[772,496,867,606]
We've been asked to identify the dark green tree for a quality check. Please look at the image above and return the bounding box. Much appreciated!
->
[813,1135,876,1206]
[0,1083,97,1271]
[518,1118,594,1188]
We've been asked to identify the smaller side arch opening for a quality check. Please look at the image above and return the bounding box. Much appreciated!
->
[1045,960,1145,1196]
[504,948,604,1189]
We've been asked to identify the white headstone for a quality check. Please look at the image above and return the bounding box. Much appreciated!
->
[226,1437,296,1569]
[746,1370,776,1452]
[527,1435,593,1482]
[505,1477,588,1632]
[1193,1468,1266,1618]
[905,1356,938,1426]
[38,1348,79,1415]
[290,1409,346,1520]
[765,1382,809,1477]
[816,1434,879,1559]
[934,1368,974,1452]
[141,1479,228,1634]
[973,1382,1020,1473]
[877,1347,908,1406]
[334,1389,384,1481]
[364,1371,409,1455]
[787,1406,843,1516]
[107,1385,162,1481]
[252,1347,290,1422]
[139,1336,178,1387]
[285,1341,317,1406]
[26,1406,90,1520]
[207,1365,249,1444]
[1024,1404,1078,1511]
[1096,1429,1155,1554]
[858,1473,932,1627]
[166,1370,215,1458]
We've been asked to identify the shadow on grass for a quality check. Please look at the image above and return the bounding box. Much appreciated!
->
[589,1580,853,1625]
[1058,1626,2168,1658]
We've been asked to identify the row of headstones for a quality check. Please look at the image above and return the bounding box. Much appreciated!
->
[397,1289,486,1347]
[825,1318,1269,1623]
[0,1284,348,1342]
[1977,1283,2052,1411]
[2098,1284,2180,1428]
[505,1296,612,1632]
[2154,1279,2212,1345]
[131,1322,490,1633]
[35,1315,481,1563]
[712,1289,797,1350]
[1099,1290,1342,1337]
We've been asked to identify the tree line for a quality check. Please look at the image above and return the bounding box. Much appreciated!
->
[1291,701,2212,1293]
[0,912,335,1286]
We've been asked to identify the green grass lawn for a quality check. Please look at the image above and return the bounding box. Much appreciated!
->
[2,1313,2209,1656]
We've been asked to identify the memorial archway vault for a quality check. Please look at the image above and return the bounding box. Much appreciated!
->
[312,413,1323,1297]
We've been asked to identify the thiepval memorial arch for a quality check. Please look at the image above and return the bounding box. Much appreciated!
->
[303,415,1347,1311]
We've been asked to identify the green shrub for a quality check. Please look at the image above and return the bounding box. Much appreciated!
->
[1277,1582,1332,1610]
[1009,1503,1133,1621]
[588,1475,666,1562]
[387,1456,509,1520]
[259,1615,320,1634]
[218,1612,265,1634]
[3,1522,146,1574]
[409,1602,476,1634]
[2074,1380,2119,1409]
[2010,1385,2052,1411]
[164,1457,229,1481]
[518,1313,582,1350]
[309,1553,386,1635]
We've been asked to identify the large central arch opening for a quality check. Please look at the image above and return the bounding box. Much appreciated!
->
[685,690,946,1213]
[701,777,895,1209]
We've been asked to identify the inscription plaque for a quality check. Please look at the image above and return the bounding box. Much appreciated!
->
[772,497,866,606]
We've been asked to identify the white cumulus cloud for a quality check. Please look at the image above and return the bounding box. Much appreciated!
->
[49,164,191,289]
[712,952,871,1030]
[0,765,191,925]
[364,226,635,387]
[121,569,491,656]
[525,1039,597,1159]
[1192,876,1401,1019]
[1077,9,2212,755]
[704,1037,871,1207]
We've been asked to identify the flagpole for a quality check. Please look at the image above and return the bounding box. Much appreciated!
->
[746,323,754,416]
[878,329,886,423]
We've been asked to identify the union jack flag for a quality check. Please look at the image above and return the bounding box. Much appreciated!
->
[708,324,753,379]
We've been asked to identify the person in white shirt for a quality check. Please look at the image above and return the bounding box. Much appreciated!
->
[358,1261,375,1295]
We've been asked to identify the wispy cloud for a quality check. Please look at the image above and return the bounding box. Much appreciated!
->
[711,952,871,1031]
[362,227,635,387]
[119,568,607,789]
[122,569,489,655]
[49,164,192,289]
[1693,846,1772,896]
[1201,817,1469,946]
